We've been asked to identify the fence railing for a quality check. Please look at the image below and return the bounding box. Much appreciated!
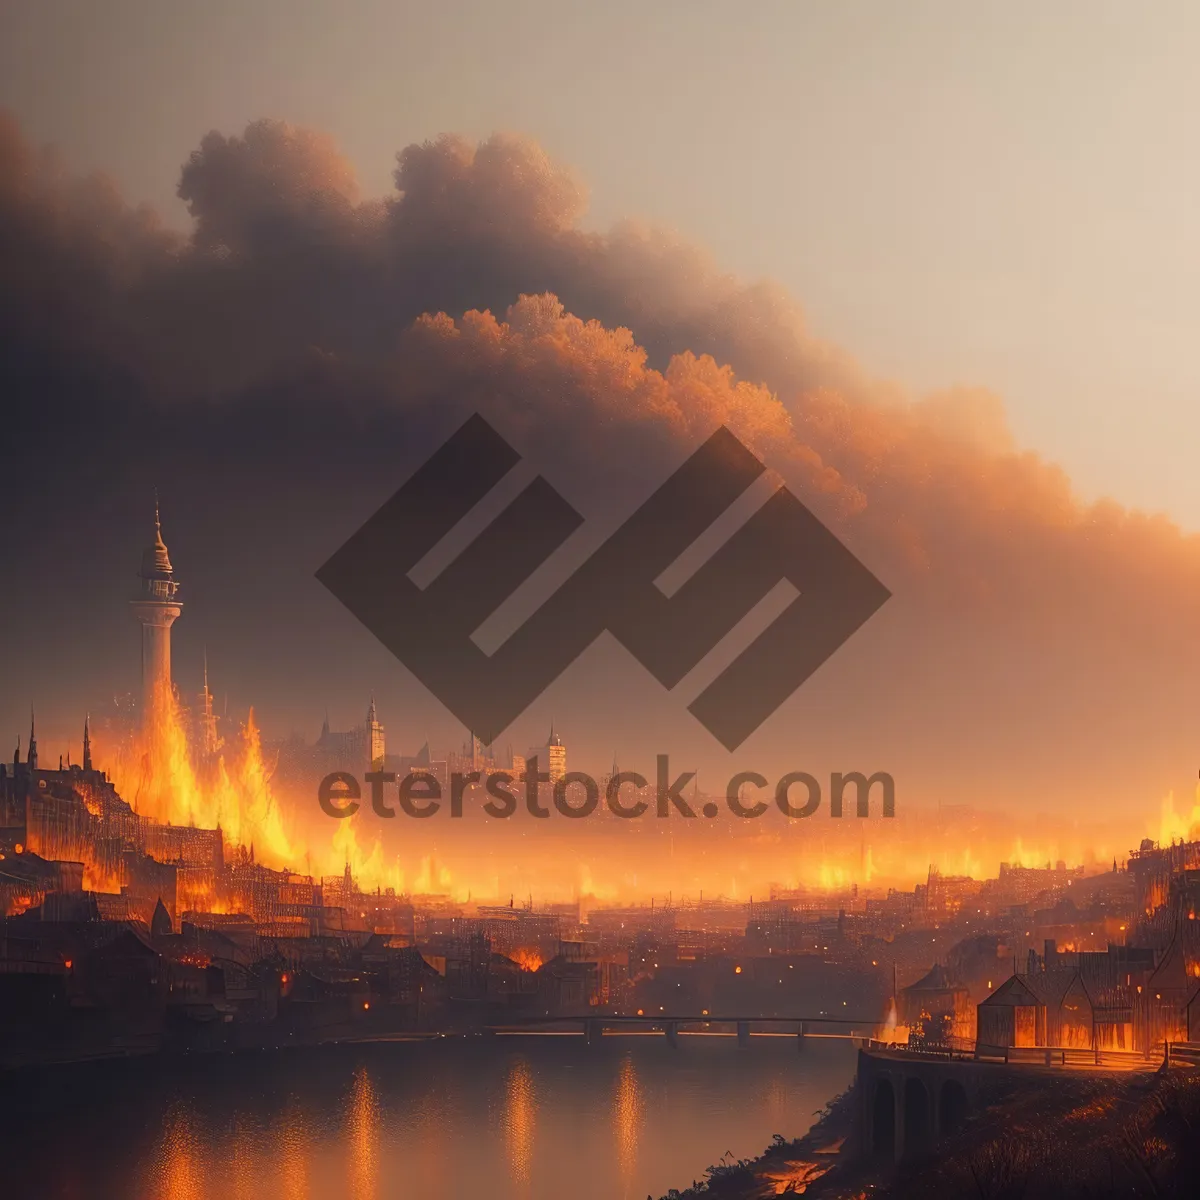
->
[861,1039,1197,1070]
[1165,1041,1200,1067]
[976,1044,1153,1068]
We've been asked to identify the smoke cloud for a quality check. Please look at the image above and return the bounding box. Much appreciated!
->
[2,111,1198,839]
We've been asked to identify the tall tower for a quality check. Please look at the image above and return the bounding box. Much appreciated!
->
[366,696,385,769]
[541,725,566,783]
[27,709,38,771]
[82,714,93,772]
[129,496,182,720]
[526,726,566,783]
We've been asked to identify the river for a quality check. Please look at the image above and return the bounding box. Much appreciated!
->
[3,1034,857,1199]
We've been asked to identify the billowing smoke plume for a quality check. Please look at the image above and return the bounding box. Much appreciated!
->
[3,111,1198,841]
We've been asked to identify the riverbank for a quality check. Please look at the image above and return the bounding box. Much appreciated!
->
[661,1063,1200,1199]
[653,1081,861,1198]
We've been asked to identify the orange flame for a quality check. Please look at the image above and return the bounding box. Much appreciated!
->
[511,947,544,972]
[1158,786,1200,845]
[99,682,294,867]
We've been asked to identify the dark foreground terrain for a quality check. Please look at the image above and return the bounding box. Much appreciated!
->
[660,1065,1200,1199]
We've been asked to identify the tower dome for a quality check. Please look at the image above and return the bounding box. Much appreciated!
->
[140,496,176,584]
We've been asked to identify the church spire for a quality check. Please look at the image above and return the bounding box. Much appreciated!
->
[197,651,219,758]
[83,713,93,772]
[27,708,38,770]
[366,695,384,769]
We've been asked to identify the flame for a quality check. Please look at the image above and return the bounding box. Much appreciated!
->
[99,682,294,867]
[414,854,453,894]
[1006,838,1053,868]
[817,862,850,890]
[510,947,544,972]
[875,996,909,1045]
[330,816,393,893]
[176,874,234,915]
[1158,786,1200,845]
[92,682,456,899]
[82,861,122,893]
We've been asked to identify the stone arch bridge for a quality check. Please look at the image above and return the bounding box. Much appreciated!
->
[858,1048,993,1164]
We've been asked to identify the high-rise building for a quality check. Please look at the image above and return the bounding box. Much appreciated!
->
[129,497,181,719]
[528,725,566,783]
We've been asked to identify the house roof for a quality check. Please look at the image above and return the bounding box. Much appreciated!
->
[904,963,965,993]
[87,927,160,960]
[1148,933,1195,991]
[980,969,1082,1008]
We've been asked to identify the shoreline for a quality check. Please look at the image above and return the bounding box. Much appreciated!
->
[655,1080,861,1199]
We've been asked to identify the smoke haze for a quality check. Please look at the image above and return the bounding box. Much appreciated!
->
[3,112,1198,872]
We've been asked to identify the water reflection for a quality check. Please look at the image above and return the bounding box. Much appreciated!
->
[227,1116,257,1200]
[763,1070,789,1129]
[503,1056,537,1192]
[2,1036,856,1200]
[279,1107,311,1200]
[613,1052,643,1194]
[154,1103,204,1200]
[346,1067,380,1200]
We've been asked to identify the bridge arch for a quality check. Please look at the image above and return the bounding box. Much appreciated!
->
[871,1078,896,1160]
[903,1077,932,1159]
[940,1078,968,1138]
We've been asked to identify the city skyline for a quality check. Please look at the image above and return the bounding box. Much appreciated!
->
[8,11,1200,1195]
[5,5,1200,912]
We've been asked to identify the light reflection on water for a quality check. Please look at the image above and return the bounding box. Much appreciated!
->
[347,1067,380,1200]
[504,1055,536,1193]
[5,1036,855,1200]
[614,1052,642,1195]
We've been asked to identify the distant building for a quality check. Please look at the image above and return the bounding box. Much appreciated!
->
[528,726,566,783]
[977,939,1163,1054]
[195,655,220,761]
[899,963,973,1044]
[275,699,385,786]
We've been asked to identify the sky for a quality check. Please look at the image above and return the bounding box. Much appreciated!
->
[5,1,1200,896]
[3,0,1200,527]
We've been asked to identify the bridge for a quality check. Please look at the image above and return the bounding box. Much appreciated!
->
[483,1013,878,1047]
[857,1042,1170,1165]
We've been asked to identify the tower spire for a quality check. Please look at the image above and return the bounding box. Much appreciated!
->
[197,650,218,758]
[83,713,93,772]
[131,493,182,722]
[27,707,37,770]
